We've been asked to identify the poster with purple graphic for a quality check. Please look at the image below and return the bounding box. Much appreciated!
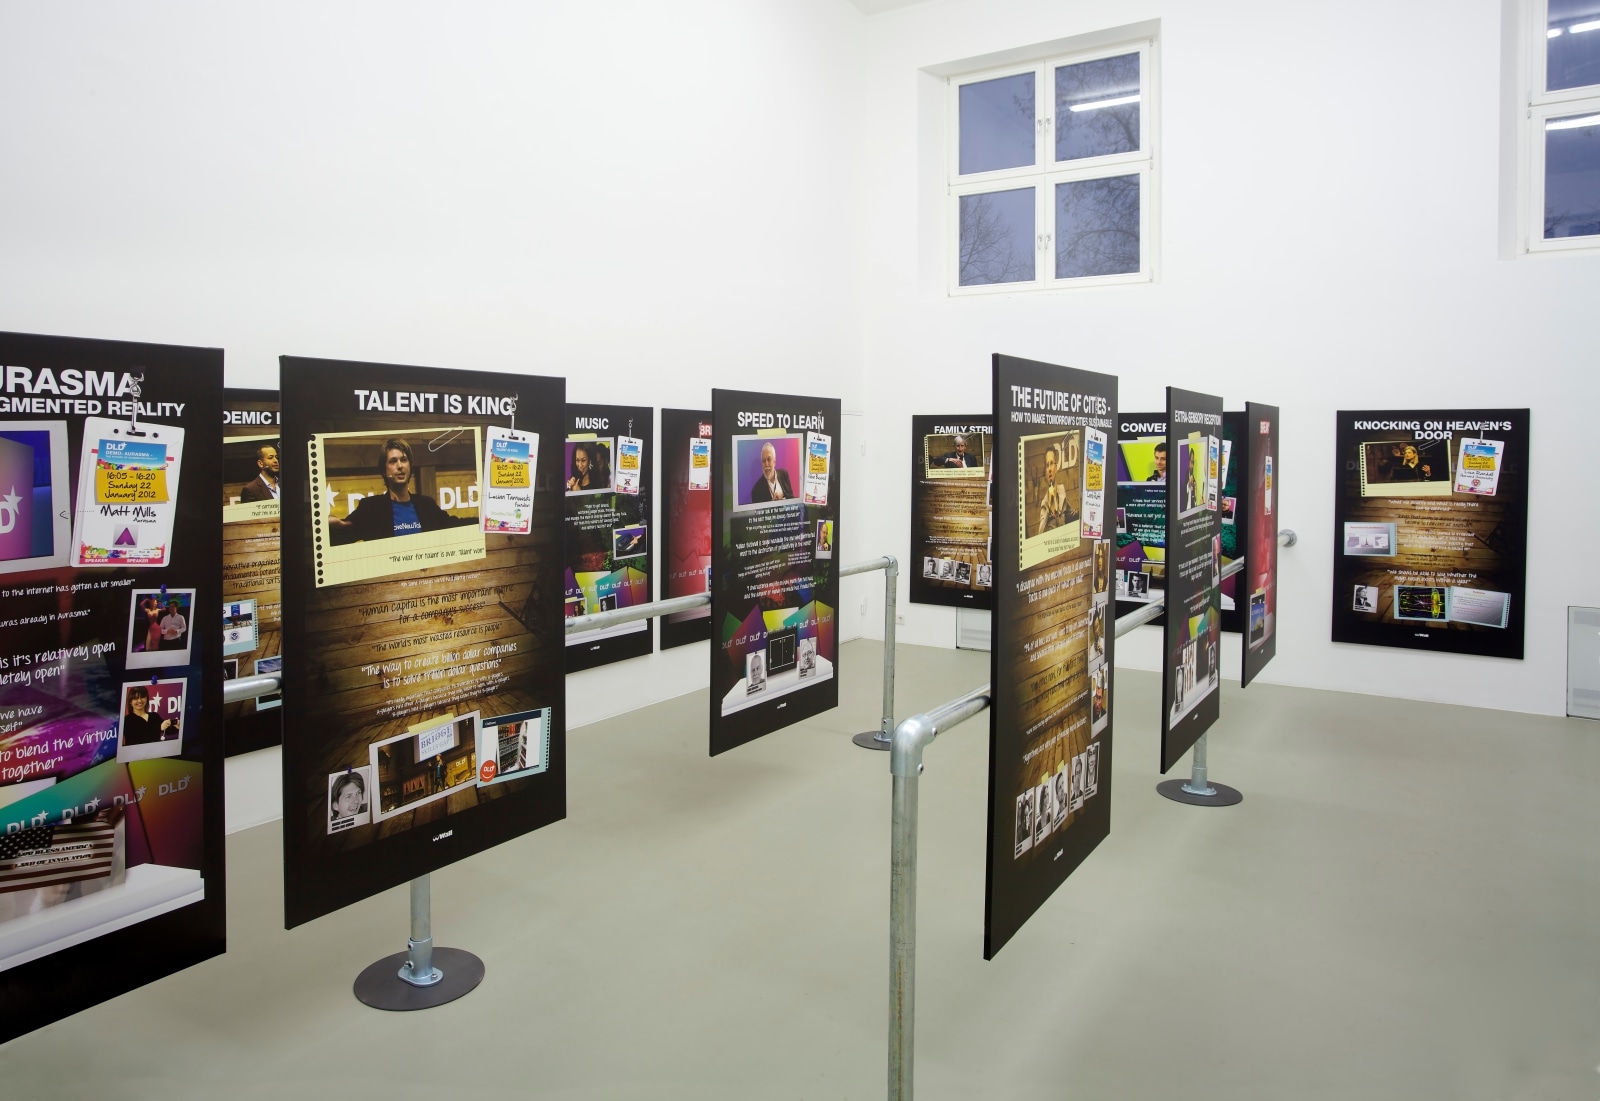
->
[709,390,841,756]
[0,330,223,1043]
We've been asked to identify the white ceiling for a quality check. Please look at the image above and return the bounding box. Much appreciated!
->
[847,0,934,14]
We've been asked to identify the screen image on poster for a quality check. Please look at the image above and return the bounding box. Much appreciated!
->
[709,390,841,756]
[986,354,1116,960]
[1241,403,1280,686]
[1330,408,1528,659]
[1217,411,1245,633]
[1114,411,1167,626]
[280,357,566,928]
[1160,387,1224,774]
[0,330,224,1043]
[222,389,283,754]
[908,415,993,609]
[660,407,713,650]
[563,404,654,671]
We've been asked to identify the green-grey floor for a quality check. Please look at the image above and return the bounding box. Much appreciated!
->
[3,639,1596,1100]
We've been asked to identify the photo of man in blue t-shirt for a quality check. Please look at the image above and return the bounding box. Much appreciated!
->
[328,438,474,545]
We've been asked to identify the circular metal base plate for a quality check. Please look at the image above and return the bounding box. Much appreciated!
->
[852,731,891,751]
[353,947,485,1011]
[1156,779,1243,807]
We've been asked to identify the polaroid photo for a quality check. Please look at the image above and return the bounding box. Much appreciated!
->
[1084,742,1101,800]
[223,434,281,524]
[688,436,712,491]
[614,435,643,496]
[223,658,239,680]
[308,428,487,588]
[564,436,615,495]
[1033,780,1053,847]
[1352,584,1379,613]
[1018,429,1082,570]
[922,556,938,578]
[937,558,955,581]
[815,519,834,560]
[797,635,817,679]
[955,561,971,585]
[1090,663,1110,735]
[612,523,648,560]
[1081,427,1107,539]
[803,431,831,506]
[222,598,258,657]
[1051,768,1068,829]
[1068,753,1086,813]
[1092,540,1111,604]
[369,712,480,822]
[1448,587,1510,628]
[922,432,988,480]
[0,421,72,576]
[1013,789,1034,858]
[1176,432,1208,519]
[976,563,993,589]
[253,655,282,710]
[482,425,537,534]
[1263,454,1274,514]
[1343,521,1397,557]
[116,678,186,762]
[1087,605,1106,668]
[1205,434,1221,511]
[126,588,195,669]
[746,650,767,695]
[732,433,804,512]
[1359,439,1452,498]
[327,766,374,834]
[72,417,185,568]
[475,707,552,786]
[1116,506,1128,535]
[1250,589,1269,644]
[1220,438,1233,494]
[1221,496,1237,525]
[1393,585,1449,623]
[1211,534,1221,587]
[1454,437,1504,496]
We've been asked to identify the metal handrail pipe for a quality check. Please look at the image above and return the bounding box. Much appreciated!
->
[840,555,895,579]
[222,675,281,706]
[1111,528,1295,639]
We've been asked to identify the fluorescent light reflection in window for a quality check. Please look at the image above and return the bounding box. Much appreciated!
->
[1546,113,1600,129]
[1068,94,1141,113]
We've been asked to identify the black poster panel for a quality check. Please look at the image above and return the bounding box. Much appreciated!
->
[222,389,283,755]
[0,331,225,1042]
[1241,403,1280,686]
[709,390,841,756]
[1113,411,1167,625]
[563,404,654,672]
[1218,411,1246,634]
[986,355,1116,959]
[660,408,712,650]
[1160,388,1224,774]
[908,414,994,609]
[281,358,566,928]
[1331,409,1528,659]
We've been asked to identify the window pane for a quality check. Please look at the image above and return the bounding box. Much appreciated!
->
[1544,112,1600,238]
[1547,0,1600,92]
[1055,176,1140,278]
[959,188,1036,286]
[1055,53,1141,161]
[959,73,1036,174]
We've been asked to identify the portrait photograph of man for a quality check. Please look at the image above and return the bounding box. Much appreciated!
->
[732,435,803,510]
[922,431,988,479]
[327,436,477,545]
[1017,429,1083,569]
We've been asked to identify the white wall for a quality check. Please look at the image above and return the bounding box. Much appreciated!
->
[855,0,1600,717]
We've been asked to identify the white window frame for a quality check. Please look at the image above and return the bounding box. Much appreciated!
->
[947,37,1159,295]
[1519,0,1600,255]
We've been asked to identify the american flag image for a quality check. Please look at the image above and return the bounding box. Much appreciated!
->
[0,812,118,894]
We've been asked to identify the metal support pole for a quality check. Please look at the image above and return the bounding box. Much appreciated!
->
[888,768,918,1100]
[1182,733,1215,798]
[353,876,485,1011]
[855,556,899,750]
[399,875,442,986]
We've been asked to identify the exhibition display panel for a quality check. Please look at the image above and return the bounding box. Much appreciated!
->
[659,407,713,650]
[1331,409,1528,659]
[1241,403,1280,686]
[1160,388,1224,774]
[709,389,841,756]
[908,414,993,609]
[985,354,1116,959]
[1217,411,1245,633]
[0,331,225,1042]
[1114,411,1167,625]
[562,403,654,671]
[221,388,282,754]
[280,357,567,928]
